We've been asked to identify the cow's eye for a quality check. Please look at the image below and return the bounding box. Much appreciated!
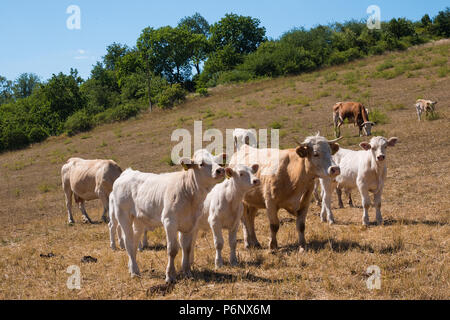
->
[240,173,243,177]
[313,152,319,157]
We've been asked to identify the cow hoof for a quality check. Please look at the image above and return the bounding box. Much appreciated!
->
[215,260,224,269]
[230,259,238,267]
[68,220,75,225]
[376,219,383,226]
[102,216,110,224]
[328,219,335,225]
[165,276,177,284]
[131,272,141,278]
[298,247,306,254]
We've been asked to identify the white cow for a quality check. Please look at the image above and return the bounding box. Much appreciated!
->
[109,150,225,283]
[61,158,122,224]
[415,99,437,121]
[233,128,257,149]
[192,164,260,268]
[319,136,398,226]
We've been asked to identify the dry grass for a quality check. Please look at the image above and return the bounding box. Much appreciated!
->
[0,41,449,300]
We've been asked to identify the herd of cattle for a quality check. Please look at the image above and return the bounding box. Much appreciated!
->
[60,99,436,283]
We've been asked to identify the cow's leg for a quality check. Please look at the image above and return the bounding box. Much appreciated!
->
[347,190,354,208]
[358,183,371,226]
[416,105,422,121]
[77,199,93,224]
[266,202,279,250]
[211,222,224,268]
[64,187,74,224]
[118,212,140,276]
[180,231,194,277]
[117,225,125,249]
[228,223,239,266]
[98,190,110,223]
[336,187,344,208]
[313,180,321,206]
[241,205,261,249]
[108,213,119,250]
[374,188,384,225]
[296,208,308,253]
[189,226,199,266]
[319,178,334,224]
[138,229,148,252]
[163,217,179,283]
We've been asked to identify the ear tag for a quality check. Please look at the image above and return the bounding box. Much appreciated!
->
[182,163,189,171]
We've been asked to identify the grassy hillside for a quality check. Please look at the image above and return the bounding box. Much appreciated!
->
[0,40,448,299]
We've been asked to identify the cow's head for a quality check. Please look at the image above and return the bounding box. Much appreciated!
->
[362,121,375,136]
[428,101,437,112]
[295,134,341,179]
[180,149,226,182]
[360,136,398,163]
[225,164,260,191]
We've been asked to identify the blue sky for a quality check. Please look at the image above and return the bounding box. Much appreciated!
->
[0,0,447,81]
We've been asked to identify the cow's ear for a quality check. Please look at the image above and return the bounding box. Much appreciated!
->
[214,153,227,167]
[387,137,398,147]
[359,142,371,150]
[329,142,340,155]
[180,157,194,171]
[296,146,309,158]
[225,167,234,179]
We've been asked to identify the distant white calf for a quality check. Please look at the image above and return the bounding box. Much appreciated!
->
[233,128,257,149]
[109,150,225,282]
[61,158,122,224]
[329,136,398,225]
[415,99,437,121]
[193,164,260,268]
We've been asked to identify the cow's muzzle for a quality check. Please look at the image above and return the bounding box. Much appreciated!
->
[328,166,340,177]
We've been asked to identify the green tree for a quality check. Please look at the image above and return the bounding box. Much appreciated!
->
[38,70,86,130]
[178,12,210,37]
[209,13,266,55]
[13,73,41,99]
[103,42,129,71]
[0,76,13,105]
[432,8,450,37]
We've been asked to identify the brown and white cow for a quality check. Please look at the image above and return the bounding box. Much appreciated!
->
[415,99,437,121]
[61,158,122,224]
[229,134,341,252]
[333,101,374,138]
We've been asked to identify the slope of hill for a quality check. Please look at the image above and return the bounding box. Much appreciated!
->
[0,40,448,299]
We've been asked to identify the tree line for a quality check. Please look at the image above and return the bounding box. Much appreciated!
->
[0,9,449,152]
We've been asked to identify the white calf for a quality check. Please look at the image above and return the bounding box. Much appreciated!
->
[109,150,225,282]
[193,164,260,268]
[326,136,398,225]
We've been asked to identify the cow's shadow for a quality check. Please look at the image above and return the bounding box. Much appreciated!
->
[278,239,376,254]
[190,269,284,284]
[383,218,447,226]
[140,244,166,252]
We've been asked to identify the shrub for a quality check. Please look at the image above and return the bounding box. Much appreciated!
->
[426,111,440,121]
[156,84,187,109]
[94,103,141,124]
[64,110,93,136]
[216,70,254,84]
[28,127,49,143]
[196,87,209,96]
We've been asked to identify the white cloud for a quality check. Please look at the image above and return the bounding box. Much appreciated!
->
[77,49,86,55]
